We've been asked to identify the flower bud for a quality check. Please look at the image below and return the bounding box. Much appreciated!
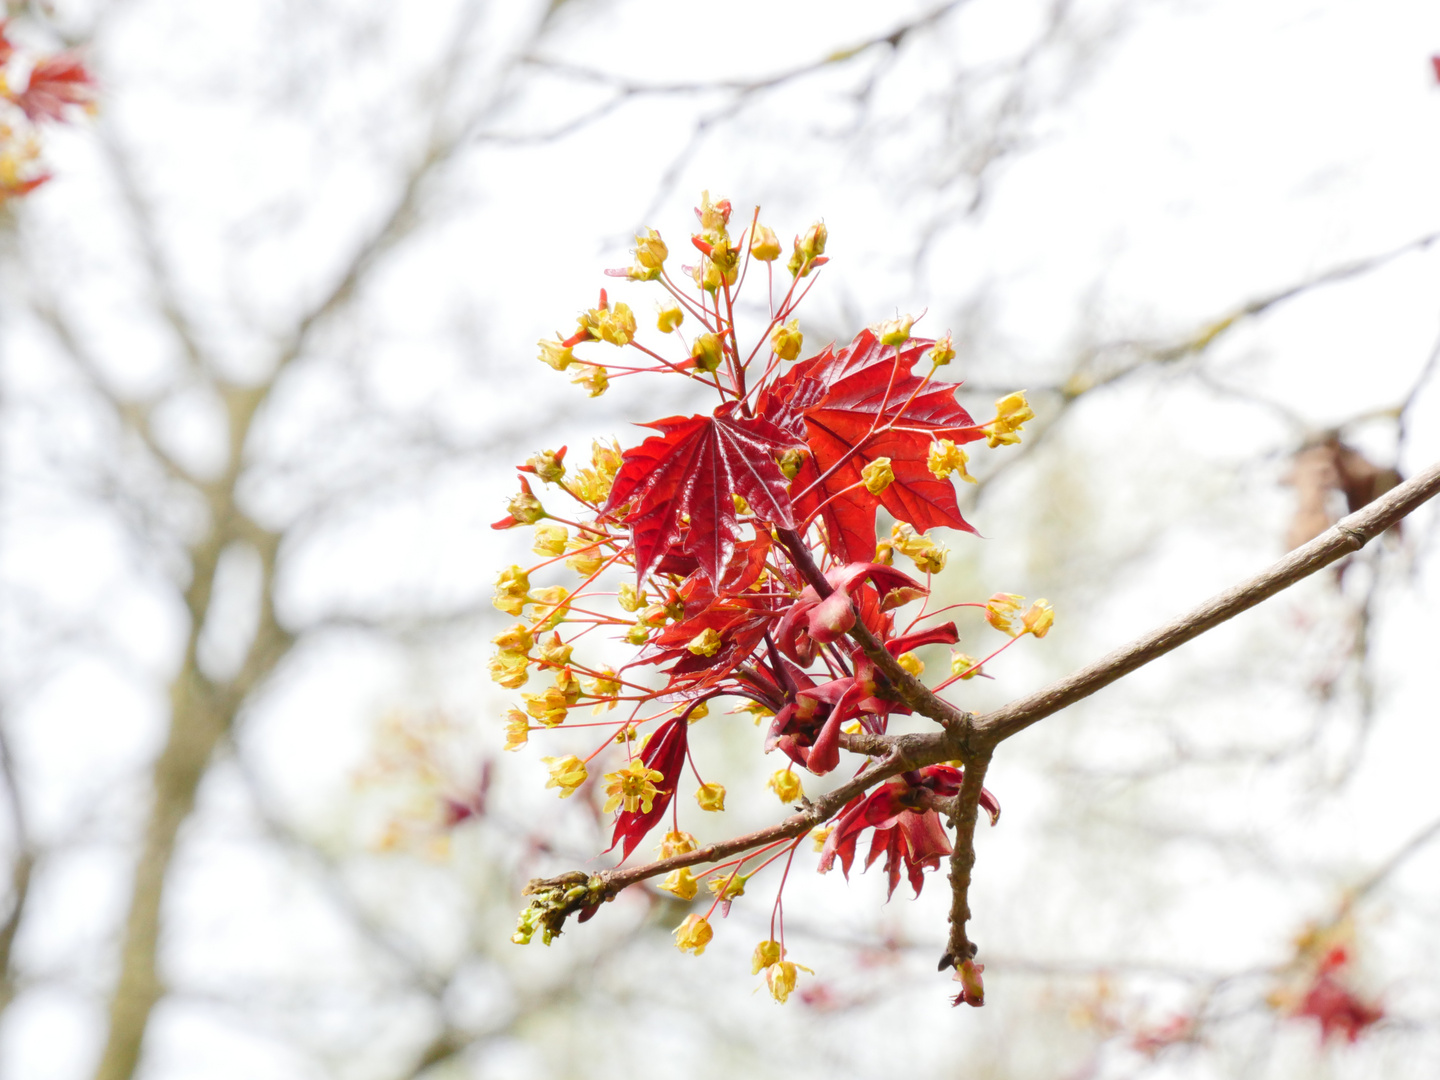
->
[767,769,803,804]
[525,448,567,483]
[771,318,803,361]
[691,332,724,373]
[532,523,568,557]
[674,913,714,955]
[861,457,894,495]
[1022,599,1054,638]
[928,334,956,367]
[896,651,924,676]
[800,221,827,260]
[634,227,668,270]
[657,304,684,333]
[874,314,915,347]
[625,623,651,645]
[751,224,782,261]
[694,782,726,812]
[950,652,983,679]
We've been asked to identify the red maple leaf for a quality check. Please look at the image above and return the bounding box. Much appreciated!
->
[604,402,802,584]
[784,329,985,563]
[15,53,96,123]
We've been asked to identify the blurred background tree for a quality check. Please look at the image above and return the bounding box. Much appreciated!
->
[2,1,1439,1078]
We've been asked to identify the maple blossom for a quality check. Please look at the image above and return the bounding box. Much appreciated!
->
[496,191,1048,1003]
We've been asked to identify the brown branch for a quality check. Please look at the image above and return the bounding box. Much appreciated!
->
[975,458,1440,744]
[937,749,992,973]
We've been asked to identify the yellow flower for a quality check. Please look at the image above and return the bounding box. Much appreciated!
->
[950,652,983,679]
[657,304,684,333]
[861,457,894,495]
[617,582,645,612]
[695,782,726,812]
[706,871,750,901]
[658,830,699,858]
[492,565,531,616]
[532,523,568,557]
[565,535,605,577]
[1022,599,1054,638]
[673,913,713,955]
[896,651,924,677]
[503,709,529,751]
[687,628,724,657]
[810,826,833,852]
[530,586,570,631]
[777,447,806,479]
[588,668,621,713]
[687,701,709,723]
[552,666,583,705]
[768,769,803,804]
[985,592,1025,637]
[927,439,976,483]
[492,623,534,654]
[523,687,569,727]
[537,338,575,371]
[541,755,587,798]
[537,632,573,667]
[603,760,665,814]
[659,867,699,901]
[577,302,636,346]
[874,314,915,347]
[986,390,1034,447]
[526,448,566,483]
[928,334,956,367]
[736,701,774,724]
[571,363,609,398]
[750,224,782,261]
[890,523,947,574]
[691,333,724,373]
[625,623,650,645]
[732,493,752,515]
[766,959,812,1003]
[752,939,783,975]
[771,318,803,361]
[488,650,530,689]
[800,221,827,260]
[634,228,668,271]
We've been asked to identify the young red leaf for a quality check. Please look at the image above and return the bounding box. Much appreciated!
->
[15,53,96,123]
[790,329,984,563]
[603,402,802,584]
[607,717,689,862]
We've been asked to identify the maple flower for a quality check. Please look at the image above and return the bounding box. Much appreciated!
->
[571,363,609,397]
[616,582,645,612]
[524,448,567,483]
[492,623,534,653]
[685,627,724,657]
[541,755,588,798]
[986,390,1034,447]
[565,535,605,576]
[576,300,637,346]
[537,632,573,666]
[928,334,956,367]
[532,523,568,556]
[657,304,684,333]
[537,337,575,371]
[503,709,529,751]
[874,314,916,347]
[896,651,924,676]
[800,221,828,260]
[1021,599,1054,638]
[707,871,750,901]
[523,687,569,727]
[861,457,895,495]
[768,769,803,803]
[492,566,531,615]
[889,523,948,574]
[695,782,726,812]
[659,867,699,900]
[928,439,977,483]
[752,939,783,975]
[691,332,724,372]
[658,830,699,858]
[586,668,621,711]
[488,650,529,689]
[552,666,583,705]
[810,826,833,852]
[673,913,714,955]
[777,447,806,479]
[634,228,668,271]
[771,318,803,361]
[751,224,782,261]
[767,959,813,1004]
[604,760,665,814]
[950,652,984,679]
[985,592,1025,636]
